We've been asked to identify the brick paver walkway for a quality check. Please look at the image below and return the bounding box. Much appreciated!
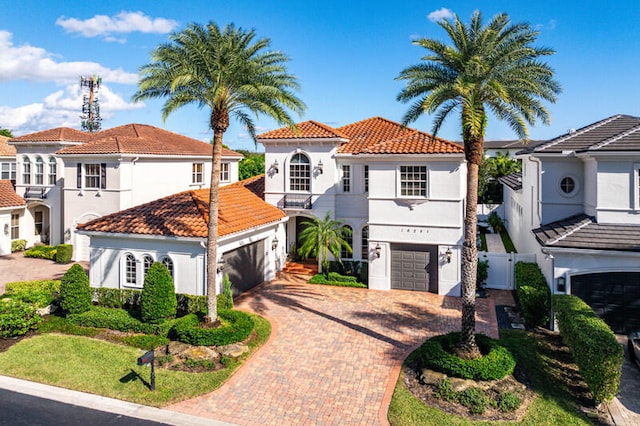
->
[169,274,498,425]
[0,253,89,294]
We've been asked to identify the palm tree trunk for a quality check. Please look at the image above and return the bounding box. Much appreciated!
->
[205,127,224,324]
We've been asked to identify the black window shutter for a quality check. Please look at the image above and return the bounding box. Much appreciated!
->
[100,163,106,189]
[77,163,82,188]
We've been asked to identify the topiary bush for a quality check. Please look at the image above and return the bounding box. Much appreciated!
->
[11,239,27,253]
[514,262,550,328]
[419,332,516,381]
[59,263,92,315]
[4,280,60,308]
[172,310,254,346]
[141,262,177,324]
[54,244,73,264]
[0,299,42,337]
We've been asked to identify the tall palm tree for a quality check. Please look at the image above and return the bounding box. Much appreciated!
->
[396,11,560,357]
[297,212,352,274]
[133,22,305,323]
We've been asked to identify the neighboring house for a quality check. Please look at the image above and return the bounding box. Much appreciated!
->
[482,139,544,159]
[258,117,467,295]
[501,114,640,333]
[77,175,286,296]
[0,135,16,186]
[0,180,25,255]
[8,124,242,261]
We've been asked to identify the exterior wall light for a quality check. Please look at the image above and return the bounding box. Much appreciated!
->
[272,236,279,251]
[216,256,225,273]
[557,276,566,292]
[3,224,8,236]
[374,243,381,258]
[271,159,279,174]
[317,160,324,174]
[444,247,452,263]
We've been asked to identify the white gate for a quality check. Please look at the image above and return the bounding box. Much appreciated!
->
[478,252,536,290]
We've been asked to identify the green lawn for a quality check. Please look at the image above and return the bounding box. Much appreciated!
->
[388,329,594,425]
[0,314,270,407]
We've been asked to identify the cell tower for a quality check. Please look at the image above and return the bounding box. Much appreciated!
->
[80,75,102,132]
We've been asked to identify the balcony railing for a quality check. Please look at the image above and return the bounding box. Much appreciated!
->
[24,187,47,199]
[279,194,312,209]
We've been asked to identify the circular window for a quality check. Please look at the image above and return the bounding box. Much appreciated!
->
[560,177,575,194]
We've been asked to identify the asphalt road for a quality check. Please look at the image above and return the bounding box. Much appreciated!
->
[0,389,168,426]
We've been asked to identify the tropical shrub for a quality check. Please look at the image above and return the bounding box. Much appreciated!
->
[419,332,515,381]
[59,263,92,315]
[172,310,254,346]
[24,245,57,260]
[0,299,42,337]
[553,294,623,404]
[514,262,550,328]
[11,239,27,253]
[54,244,73,264]
[4,280,60,308]
[141,262,177,324]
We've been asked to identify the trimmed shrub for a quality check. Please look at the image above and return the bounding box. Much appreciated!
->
[4,280,60,308]
[141,262,177,324]
[177,293,207,316]
[514,262,550,328]
[419,332,516,381]
[553,294,623,404]
[220,274,234,310]
[172,310,254,346]
[24,245,57,260]
[458,386,489,414]
[94,288,142,310]
[0,299,42,337]
[11,239,27,253]
[120,334,170,350]
[497,391,522,413]
[434,378,457,402]
[68,306,173,335]
[54,244,73,264]
[308,272,367,288]
[59,263,92,315]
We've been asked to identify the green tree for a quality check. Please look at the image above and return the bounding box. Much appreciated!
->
[298,212,352,274]
[479,153,521,203]
[141,262,177,324]
[133,22,305,323]
[0,128,13,138]
[238,152,265,180]
[396,11,560,357]
[59,263,92,315]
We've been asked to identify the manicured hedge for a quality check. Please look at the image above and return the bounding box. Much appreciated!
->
[93,288,142,310]
[553,295,623,404]
[308,272,367,288]
[514,262,550,328]
[4,280,60,308]
[11,239,26,253]
[419,332,516,381]
[24,245,57,260]
[54,244,73,264]
[172,310,254,346]
[67,306,173,336]
[0,299,42,337]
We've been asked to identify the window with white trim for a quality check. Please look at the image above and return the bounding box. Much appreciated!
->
[361,226,369,260]
[34,210,43,236]
[341,225,353,259]
[22,157,31,184]
[142,255,154,280]
[10,213,19,239]
[34,157,44,185]
[192,163,203,184]
[289,153,310,191]
[160,256,174,279]
[1,162,16,181]
[220,162,230,182]
[85,164,101,189]
[342,165,351,192]
[400,165,427,197]
[124,254,138,287]
[48,157,57,185]
[560,176,575,194]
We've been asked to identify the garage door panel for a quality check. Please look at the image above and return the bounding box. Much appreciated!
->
[223,240,264,296]
[391,245,436,292]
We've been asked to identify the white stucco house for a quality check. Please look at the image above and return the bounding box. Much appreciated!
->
[0,180,25,256]
[6,124,242,261]
[501,114,640,333]
[258,117,467,295]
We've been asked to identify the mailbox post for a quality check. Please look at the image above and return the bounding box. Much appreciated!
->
[137,345,155,391]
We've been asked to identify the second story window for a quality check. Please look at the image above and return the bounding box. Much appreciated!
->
[364,165,369,193]
[342,165,351,192]
[400,165,427,197]
[289,153,310,191]
[34,157,44,185]
[1,162,16,182]
[221,162,230,182]
[85,164,101,188]
[22,157,31,184]
[48,157,57,185]
[192,163,203,184]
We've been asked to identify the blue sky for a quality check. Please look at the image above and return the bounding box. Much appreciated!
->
[1,1,639,151]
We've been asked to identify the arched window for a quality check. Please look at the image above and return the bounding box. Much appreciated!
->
[48,157,57,185]
[22,157,31,184]
[34,157,44,185]
[142,255,154,279]
[160,256,174,279]
[289,153,310,191]
[341,225,353,259]
[124,254,137,286]
[361,226,369,260]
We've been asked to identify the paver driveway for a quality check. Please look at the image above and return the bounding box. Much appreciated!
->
[169,274,498,426]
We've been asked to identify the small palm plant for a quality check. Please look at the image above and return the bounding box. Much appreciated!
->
[297,212,352,274]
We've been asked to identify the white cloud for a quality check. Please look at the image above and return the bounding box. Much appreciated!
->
[0,84,143,135]
[56,11,178,40]
[0,31,138,84]
[427,8,455,23]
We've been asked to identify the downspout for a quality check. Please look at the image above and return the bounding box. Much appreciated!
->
[529,155,543,225]
[541,248,555,331]
[200,240,207,296]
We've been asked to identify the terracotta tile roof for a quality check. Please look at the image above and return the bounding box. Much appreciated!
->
[0,136,15,156]
[56,124,242,157]
[77,175,284,238]
[9,127,93,143]
[0,180,25,208]
[258,120,350,139]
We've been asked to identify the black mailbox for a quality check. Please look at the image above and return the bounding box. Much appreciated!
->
[137,350,155,366]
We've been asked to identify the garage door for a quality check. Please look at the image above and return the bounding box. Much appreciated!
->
[390,244,437,292]
[222,240,265,297]
[572,272,640,334]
